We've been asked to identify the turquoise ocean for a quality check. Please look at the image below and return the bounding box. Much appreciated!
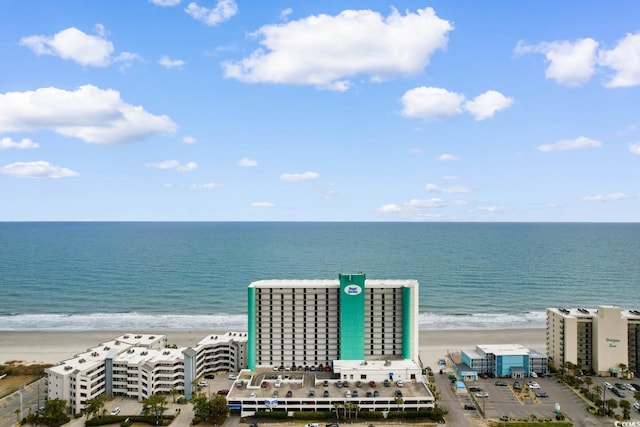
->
[1,222,639,331]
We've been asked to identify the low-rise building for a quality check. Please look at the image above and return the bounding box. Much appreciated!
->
[459,344,548,379]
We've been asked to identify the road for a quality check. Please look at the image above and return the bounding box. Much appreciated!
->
[0,378,46,427]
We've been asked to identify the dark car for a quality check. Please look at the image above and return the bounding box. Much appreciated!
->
[495,381,507,386]
[464,404,476,410]
[469,386,482,392]
[384,379,391,387]
[217,389,229,395]
[535,391,548,398]
[323,380,329,387]
[309,390,315,397]
[395,390,403,398]
[352,390,359,397]
[612,388,625,398]
[369,381,377,387]
[513,381,520,390]
[204,374,215,379]
[286,390,292,397]
[615,383,626,390]
[323,390,329,398]
[373,390,380,397]
[366,391,372,397]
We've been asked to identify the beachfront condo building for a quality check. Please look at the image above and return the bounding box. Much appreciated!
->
[247,273,420,371]
[46,332,247,414]
[546,306,640,376]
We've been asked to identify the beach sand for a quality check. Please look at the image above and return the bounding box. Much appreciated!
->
[0,328,546,366]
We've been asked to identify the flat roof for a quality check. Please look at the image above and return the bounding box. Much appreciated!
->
[476,344,530,356]
[249,279,418,288]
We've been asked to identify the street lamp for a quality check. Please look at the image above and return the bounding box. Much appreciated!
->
[602,386,606,416]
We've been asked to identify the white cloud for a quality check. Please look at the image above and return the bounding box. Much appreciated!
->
[464,90,514,120]
[425,183,472,194]
[223,7,452,91]
[280,8,293,21]
[147,160,198,172]
[477,205,506,212]
[150,0,180,6]
[514,38,598,86]
[238,157,258,167]
[182,136,197,144]
[158,56,185,68]
[280,171,319,182]
[185,0,238,26]
[438,154,459,161]
[251,202,276,208]
[0,137,39,150]
[629,142,640,154]
[1,161,78,178]
[188,182,220,190]
[599,32,640,88]
[582,192,629,202]
[401,87,465,120]
[377,198,467,220]
[537,136,601,152]
[0,85,176,144]
[20,25,138,68]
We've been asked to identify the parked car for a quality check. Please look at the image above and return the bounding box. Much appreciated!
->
[615,383,626,390]
[369,380,377,387]
[204,374,215,379]
[345,391,351,398]
[633,402,640,411]
[612,388,625,398]
[323,380,329,387]
[464,404,475,410]
[228,374,237,380]
[373,390,380,397]
[336,381,343,388]
[235,380,244,387]
[286,390,293,397]
[356,381,362,387]
[475,392,489,398]
[110,407,120,416]
[469,386,482,392]
[197,381,208,387]
[272,391,278,398]
[324,390,330,397]
[513,381,521,390]
[309,390,315,397]
[217,389,229,395]
[366,391,372,397]
[352,390,359,397]
[261,381,267,388]
[535,391,548,398]
[395,390,403,398]
[250,392,257,398]
[396,379,404,387]
[604,382,613,389]
[275,380,281,388]
[383,379,391,387]
[495,381,507,386]
[527,381,540,389]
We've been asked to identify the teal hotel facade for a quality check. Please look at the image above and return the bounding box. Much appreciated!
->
[247,273,420,373]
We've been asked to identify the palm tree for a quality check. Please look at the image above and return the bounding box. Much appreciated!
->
[618,363,628,379]
[169,388,179,403]
[605,398,618,417]
[619,399,631,420]
[583,376,593,393]
[15,408,21,424]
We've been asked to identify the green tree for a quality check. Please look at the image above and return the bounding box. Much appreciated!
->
[143,394,168,425]
[583,376,593,393]
[634,390,640,402]
[605,398,618,417]
[191,393,228,425]
[619,399,631,420]
[15,408,21,424]
[169,388,179,403]
[84,394,107,419]
[40,399,70,427]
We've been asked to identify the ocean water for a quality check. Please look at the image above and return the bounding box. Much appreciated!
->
[1,222,638,331]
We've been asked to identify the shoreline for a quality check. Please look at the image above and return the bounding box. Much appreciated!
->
[0,328,546,367]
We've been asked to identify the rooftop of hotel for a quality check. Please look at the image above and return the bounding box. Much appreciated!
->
[548,306,640,319]
[249,279,418,288]
[468,344,532,357]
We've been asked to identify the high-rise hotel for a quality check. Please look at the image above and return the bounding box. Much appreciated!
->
[247,273,420,370]
[547,306,640,376]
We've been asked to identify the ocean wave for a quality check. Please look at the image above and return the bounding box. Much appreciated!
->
[0,311,546,331]
[418,311,546,330]
[0,313,248,331]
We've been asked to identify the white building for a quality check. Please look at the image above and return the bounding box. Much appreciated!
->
[547,306,640,376]
[46,332,247,414]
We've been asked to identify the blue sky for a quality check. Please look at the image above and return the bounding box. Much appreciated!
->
[1,1,639,221]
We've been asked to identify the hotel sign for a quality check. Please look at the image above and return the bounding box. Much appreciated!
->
[606,338,620,348]
[344,285,362,296]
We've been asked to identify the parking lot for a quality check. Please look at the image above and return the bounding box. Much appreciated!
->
[434,371,637,426]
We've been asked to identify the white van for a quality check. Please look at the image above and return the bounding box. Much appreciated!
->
[275,380,281,388]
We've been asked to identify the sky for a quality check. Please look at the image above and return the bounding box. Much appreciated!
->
[1,1,639,222]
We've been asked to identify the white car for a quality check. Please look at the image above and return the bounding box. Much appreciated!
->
[197,381,208,387]
[475,392,489,398]
[305,424,319,427]
[396,379,404,387]
[275,380,281,388]
[110,407,121,416]
[633,402,640,411]
[604,382,613,389]
[228,374,238,380]
[250,392,257,398]
[530,372,538,378]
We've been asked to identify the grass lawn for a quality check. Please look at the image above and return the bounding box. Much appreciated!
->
[0,375,40,398]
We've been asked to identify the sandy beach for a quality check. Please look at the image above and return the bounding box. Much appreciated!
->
[0,328,546,367]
